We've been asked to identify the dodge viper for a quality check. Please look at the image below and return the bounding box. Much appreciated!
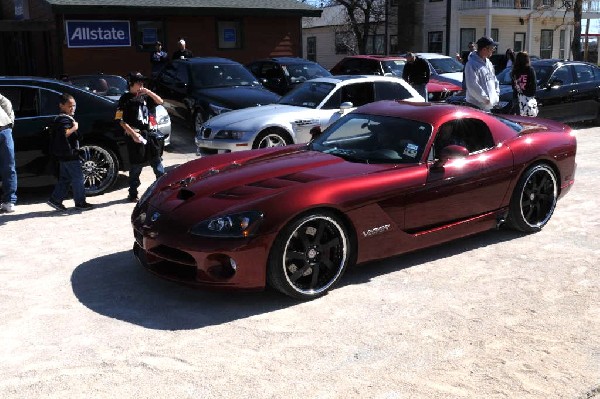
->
[132,100,577,300]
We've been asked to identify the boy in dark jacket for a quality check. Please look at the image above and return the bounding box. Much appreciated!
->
[47,93,93,211]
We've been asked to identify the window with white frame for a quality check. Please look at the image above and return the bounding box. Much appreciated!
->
[428,31,443,53]
[514,32,525,52]
[307,36,316,62]
[540,29,553,59]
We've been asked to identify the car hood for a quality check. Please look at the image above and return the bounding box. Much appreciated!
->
[148,146,404,216]
[204,103,318,129]
[439,72,463,83]
[193,86,280,109]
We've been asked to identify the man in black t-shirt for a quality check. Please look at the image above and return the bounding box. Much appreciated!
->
[47,93,94,211]
[402,52,430,101]
[171,38,193,60]
[115,72,165,202]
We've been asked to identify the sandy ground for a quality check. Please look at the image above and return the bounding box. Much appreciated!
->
[0,122,598,399]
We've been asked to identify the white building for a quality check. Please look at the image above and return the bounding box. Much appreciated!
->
[303,0,600,69]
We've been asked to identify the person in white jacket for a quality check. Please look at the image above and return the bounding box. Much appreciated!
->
[0,93,17,213]
[465,37,500,111]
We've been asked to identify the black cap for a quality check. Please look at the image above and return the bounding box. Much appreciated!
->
[476,36,498,49]
[127,72,147,83]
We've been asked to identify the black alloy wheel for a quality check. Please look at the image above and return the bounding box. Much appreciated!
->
[507,164,558,233]
[79,144,119,196]
[267,211,352,300]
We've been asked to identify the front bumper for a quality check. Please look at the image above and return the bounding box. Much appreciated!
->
[131,203,271,291]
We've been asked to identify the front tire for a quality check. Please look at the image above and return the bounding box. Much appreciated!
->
[79,144,119,196]
[267,211,352,300]
[253,128,290,149]
[506,164,558,233]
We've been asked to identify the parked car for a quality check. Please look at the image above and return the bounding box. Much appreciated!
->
[490,53,542,74]
[66,74,171,147]
[446,59,600,124]
[154,57,281,133]
[0,77,130,196]
[194,75,423,155]
[329,55,462,101]
[246,57,332,95]
[414,53,464,85]
[133,100,576,299]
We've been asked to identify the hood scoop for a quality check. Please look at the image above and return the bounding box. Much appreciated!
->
[177,189,195,201]
[211,172,326,199]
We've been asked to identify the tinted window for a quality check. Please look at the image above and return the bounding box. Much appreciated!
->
[551,65,573,85]
[189,63,258,87]
[375,81,413,101]
[0,86,38,118]
[279,81,335,108]
[282,62,330,84]
[574,64,596,83]
[333,82,374,108]
[39,89,62,116]
[432,118,495,159]
[381,60,405,77]
[532,64,554,86]
[427,57,463,73]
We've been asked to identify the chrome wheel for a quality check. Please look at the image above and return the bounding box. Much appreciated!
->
[268,212,351,299]
[507,164,558,233]
[79,145,119,196]
[254,129,289,149]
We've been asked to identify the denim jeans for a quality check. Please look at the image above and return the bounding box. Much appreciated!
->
[51,159,86,205]
[412,83,428,102]
[128,156,165,198]
[0,127,17,204]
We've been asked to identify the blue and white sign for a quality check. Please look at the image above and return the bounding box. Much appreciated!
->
[223,28,236,43]
[66,20,131,48]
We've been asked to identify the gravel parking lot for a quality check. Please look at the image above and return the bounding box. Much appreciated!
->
[1,122,598,398]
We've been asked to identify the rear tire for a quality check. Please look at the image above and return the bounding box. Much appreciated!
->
[506,164,558,233]
[79,144,119,196]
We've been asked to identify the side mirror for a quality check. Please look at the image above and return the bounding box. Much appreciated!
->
[432,144,469,168]
[340,101,353,112]
[309,126,322,142]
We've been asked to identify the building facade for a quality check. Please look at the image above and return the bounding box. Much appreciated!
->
[0,0,320,77]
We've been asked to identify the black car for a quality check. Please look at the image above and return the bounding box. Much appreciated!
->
[0,77,129,196]
[154,57,281,133]
[446,59,600,124]
[246,57,332,95]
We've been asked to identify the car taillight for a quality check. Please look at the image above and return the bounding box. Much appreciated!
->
[149,114,157,128]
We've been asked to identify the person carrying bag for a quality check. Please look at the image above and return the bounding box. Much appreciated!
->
[511,51,538,117]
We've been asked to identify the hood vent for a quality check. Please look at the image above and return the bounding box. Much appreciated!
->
[177,189,195,201]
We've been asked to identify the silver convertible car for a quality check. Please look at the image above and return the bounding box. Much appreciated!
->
[194,75,423,155]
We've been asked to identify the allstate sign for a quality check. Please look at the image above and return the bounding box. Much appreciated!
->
[66,20,131,48]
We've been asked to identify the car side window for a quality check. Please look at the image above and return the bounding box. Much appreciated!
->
[174,63,189,85]
[339,82,374,107]
[573,64,595,83]
[39,89,62,116]
[1,86,38,118]
[551,65,574,85]
[375,81,414,101]
[431,119,495,160]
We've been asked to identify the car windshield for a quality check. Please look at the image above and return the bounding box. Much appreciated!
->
[190,64,260,88]
[283,63,331,85]
[496,64,554,87]
[381,60,406,77]
[311,112,432,164]
[68,75,128,96]
[428,57,464,74]
[278,81,335,108]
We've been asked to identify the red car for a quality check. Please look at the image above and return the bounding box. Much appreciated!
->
[132,101,577,300]
[330,55,462,101]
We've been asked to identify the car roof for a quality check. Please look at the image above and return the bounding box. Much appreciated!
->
[249,57,319,64]
[356,100,486,125]
[415,53,452,59]
[308,75,407,84]
[175,57,242,65]
[340,55,406,61]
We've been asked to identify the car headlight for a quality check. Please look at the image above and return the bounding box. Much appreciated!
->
[214,130,246,140]
[209,103,232,115]
[139,178,160,205]
[190,211,264,238]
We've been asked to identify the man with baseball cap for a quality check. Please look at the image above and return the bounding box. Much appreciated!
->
[464,36,500,111]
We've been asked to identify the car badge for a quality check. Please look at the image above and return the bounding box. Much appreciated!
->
[150,212,160,222]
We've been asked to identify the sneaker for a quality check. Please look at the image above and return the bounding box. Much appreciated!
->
[1,202,15,213]
[75,202,94,210]
[47,198,67,211]
[127,195,139,203]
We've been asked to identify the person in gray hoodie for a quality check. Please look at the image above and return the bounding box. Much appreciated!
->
[465,37,500,111]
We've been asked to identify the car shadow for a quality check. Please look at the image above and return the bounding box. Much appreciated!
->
[71,227,525,331]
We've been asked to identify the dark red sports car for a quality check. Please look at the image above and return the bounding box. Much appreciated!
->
[132,101,577,299]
